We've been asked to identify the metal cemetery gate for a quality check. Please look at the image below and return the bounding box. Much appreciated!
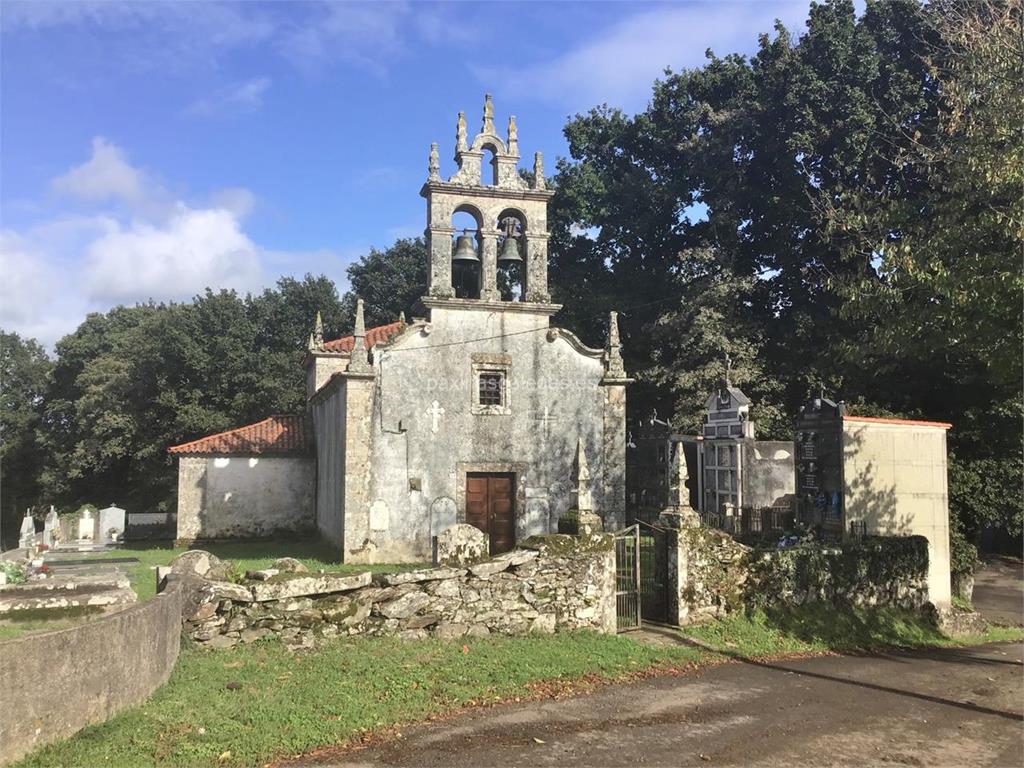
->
[614,525,640,631]
[614,521,671,630]
[637,521,670,624]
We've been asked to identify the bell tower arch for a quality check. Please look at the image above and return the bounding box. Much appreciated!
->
[421,94,556,308]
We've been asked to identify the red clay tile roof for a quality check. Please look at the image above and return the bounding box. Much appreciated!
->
[322,322,404,353]
[843,415,952,429]
[168,415,311,456]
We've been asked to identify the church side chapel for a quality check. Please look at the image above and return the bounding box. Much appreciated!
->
[170,96,633,562]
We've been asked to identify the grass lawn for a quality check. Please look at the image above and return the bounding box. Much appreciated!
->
[682,604,1024,656]
[16,632,703,768]
[89,539,425,602]
[0,540,425,640]
[0,606,108,641]
[16,605,1023,768]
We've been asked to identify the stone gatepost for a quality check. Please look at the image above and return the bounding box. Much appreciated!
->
[657,506,700,626]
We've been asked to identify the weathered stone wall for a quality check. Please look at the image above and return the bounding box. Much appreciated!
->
[181,534,616,647]
[176,455,315,541]
[335,308,618,563]
[664,522,931,625]
[0,582,183,766]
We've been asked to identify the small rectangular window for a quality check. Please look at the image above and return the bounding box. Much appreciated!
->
[478,372,503,406]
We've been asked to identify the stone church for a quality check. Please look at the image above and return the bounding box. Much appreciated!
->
[170,96,632,562]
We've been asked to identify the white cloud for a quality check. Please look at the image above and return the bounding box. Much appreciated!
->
[185,77,272,118]
[3,138,337,347]
[52,137,150,207]
[474,2,811,112]
[2,1,470,79]
[83,205,266,303]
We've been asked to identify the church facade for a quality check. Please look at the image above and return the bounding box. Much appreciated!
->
[170,96,631,562]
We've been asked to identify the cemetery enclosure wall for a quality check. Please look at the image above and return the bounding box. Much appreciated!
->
[181,534,617,647]
[176,455,315,542]
[0,581,184,766]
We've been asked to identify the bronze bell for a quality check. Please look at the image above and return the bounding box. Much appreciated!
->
[498,236,522,263]
[452,231,480,262]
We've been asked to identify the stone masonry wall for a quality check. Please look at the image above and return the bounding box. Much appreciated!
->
[180,533,616,648]
[665,521,931,625]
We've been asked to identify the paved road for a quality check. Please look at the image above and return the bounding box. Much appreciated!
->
[298,642,1024,768]
[974,557,1023,627]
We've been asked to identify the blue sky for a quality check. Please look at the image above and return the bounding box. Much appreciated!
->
[0,0,812,347]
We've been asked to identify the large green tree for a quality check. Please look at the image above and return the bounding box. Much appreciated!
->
[0,331,52,547]
[339,238,429,329]
[39,275,346,513]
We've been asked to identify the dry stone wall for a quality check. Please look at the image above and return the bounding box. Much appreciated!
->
[665,520,932,625]
[178,534,616,648]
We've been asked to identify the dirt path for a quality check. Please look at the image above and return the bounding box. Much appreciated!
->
[297,642,1024,768]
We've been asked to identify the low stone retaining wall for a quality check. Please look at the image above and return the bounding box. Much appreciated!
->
[664,518,931,625]
[0,581,183,766]
[180,534,616,648]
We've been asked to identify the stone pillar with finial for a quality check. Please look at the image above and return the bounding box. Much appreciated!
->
[603,311,627,381]
[348,298,371,373]
[507,115,519,156]
[660,443,700,529]
[532,151,545,190]
[456,111,468,156]
[573,438,604,534]
[428,142,440,181]
[481,93,495,135]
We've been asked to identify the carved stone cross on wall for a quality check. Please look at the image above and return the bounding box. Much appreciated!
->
[534,406,559,446]
[426,400,445,434]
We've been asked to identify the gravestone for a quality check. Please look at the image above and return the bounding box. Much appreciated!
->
[18,513,36,550]
[433,524,488,566]
[78,508,95,541]
[43,507,59,548]
[98,504,126,543]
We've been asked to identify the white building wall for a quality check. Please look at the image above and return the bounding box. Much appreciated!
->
[842,422,952,607]
[176,455,314,541]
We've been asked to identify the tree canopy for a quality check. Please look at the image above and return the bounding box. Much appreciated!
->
[2,0,1018,544]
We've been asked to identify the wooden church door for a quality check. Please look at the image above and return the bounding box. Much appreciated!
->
[465,473,515,554]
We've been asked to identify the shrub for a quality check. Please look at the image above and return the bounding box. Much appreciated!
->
[949,525,982,577]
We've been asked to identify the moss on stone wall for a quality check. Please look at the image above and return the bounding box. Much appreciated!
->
[521,533,613,555]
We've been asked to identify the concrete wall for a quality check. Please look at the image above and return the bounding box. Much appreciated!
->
[334,304,616,563]
[842,422,952,607]
[0,583,183,766]
[176,455,315,541]
[742,440,796,509]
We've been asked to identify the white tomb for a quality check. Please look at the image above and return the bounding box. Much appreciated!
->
[18,513,36,550]
[98,504,126,543]
[78,508,95,541]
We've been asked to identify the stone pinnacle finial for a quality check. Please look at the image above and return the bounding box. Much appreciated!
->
[309,311,324,351]
[456,111,468,156]
[428,142,440,181]
[398,310,406,325]
[604,310,626,379]
[574,437,593,513]
[724,352,732,388]
[349,298,371,372]
[669,443,691,509]
[532,151,545,190]
[481,93,494,134]
[507,115,518,155]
